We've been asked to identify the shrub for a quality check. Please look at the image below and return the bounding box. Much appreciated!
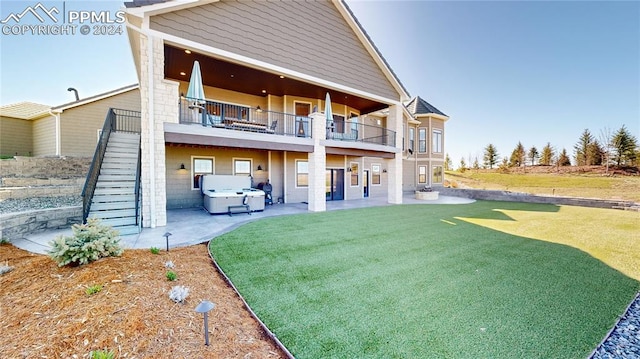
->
[150,247,160,255]
[166,270,177,281]
[90,349,115,359]
[85,284,103,296]
[48,218,123,267]
[169,285,190,303]
[0,238,9,245]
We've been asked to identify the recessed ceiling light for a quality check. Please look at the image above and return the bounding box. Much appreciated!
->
[184,49,191,54]
[230,74,234,78]
[279,75,285,79]
[261,89,267,93]
[179,71,186,76]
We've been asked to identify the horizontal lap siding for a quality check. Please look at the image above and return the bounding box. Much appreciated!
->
[150,0,400,101]
[0,117,32,156]
[32,116,56,156]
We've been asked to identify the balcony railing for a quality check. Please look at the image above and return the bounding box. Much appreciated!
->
[326,118,395,147]
[179,97,312,138]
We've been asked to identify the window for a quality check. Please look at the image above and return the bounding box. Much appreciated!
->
[372,164,381,185]
[233,159,252,177]
[408,128,415,152]
[419,128,427,153]
[192,157,214,190]
[350,162,359,186]
[432,129,443,153]
[296,160,308,187]
[333,114,345,133]
[432,166,443,183]
[418,166,427,183]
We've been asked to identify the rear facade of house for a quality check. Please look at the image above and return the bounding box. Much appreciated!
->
[119,0,448,229]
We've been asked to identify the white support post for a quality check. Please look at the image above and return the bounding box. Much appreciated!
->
[308,112,327,212]
[386,104,403,204]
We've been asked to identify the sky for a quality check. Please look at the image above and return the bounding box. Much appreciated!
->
[1,0,638,167]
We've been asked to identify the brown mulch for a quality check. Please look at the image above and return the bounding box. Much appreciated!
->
[0,243,286,359]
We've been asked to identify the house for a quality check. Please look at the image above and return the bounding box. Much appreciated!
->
[88,0,449,230]
[0,85,140,158]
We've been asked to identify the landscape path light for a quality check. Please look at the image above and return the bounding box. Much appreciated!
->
[194,300,215,345]
[163,232,172,252]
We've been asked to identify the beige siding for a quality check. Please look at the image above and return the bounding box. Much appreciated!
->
[402,159,416,192]
[285,152,309,203]
[0,116,32,156]
[345,155,361,200]
[363,157,388,198]
[150,0,400,100]
[60,89,141,156]
[32,116,56,156]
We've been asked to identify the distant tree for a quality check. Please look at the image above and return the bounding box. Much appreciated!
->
[598,127,614,173]
[444,153,452,171]
[528,146,539,166]
[459,157,467,172]
[612,125,638,166]
[574,129,597,165]
[483,144,499,169]
[540,142,555,166]
[509,142,526,167]
[587,140,604,165]
[557,148,571,166]
[472,156,480,170]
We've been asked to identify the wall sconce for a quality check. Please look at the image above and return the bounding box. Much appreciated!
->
[257,165,263,171]
[179,163,186,170]
[256,106,263,113]
[382,169,388,173]
[347,167,352,172]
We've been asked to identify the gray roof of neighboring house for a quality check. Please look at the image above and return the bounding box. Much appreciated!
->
[405,96,447,117]
[124,0,168,8]
[0,102,51,120]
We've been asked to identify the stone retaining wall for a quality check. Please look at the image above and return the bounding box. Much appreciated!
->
[438,188,639,210]
[0,206,82,242]
[0,156,91,178]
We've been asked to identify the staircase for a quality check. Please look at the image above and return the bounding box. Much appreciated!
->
[88,132,141,235]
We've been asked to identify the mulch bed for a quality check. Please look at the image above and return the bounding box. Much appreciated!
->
[0,243,286,359]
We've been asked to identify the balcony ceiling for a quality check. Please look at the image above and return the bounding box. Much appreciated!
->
[164,45,388,114]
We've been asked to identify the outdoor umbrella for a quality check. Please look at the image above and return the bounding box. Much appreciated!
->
[186,60,206,124]
[325,92,333,137]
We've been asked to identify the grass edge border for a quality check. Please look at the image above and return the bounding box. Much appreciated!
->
[206,238,295,359]
[587,291,640,358]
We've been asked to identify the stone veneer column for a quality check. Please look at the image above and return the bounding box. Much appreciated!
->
[139,34,179,228]
[386,103,403,204]
[307,112,327,212]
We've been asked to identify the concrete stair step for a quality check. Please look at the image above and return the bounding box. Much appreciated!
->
[105,150,138,157]
[89,208,136,219]
[94,187,135,195]
[92,193,135,202]
[100,169,136,176]
[96,181,135,188]
[110,133,140,141]
[98,174,136,181]
[101,162,137,169]
[90,201,136,211]
[98,216,137,227]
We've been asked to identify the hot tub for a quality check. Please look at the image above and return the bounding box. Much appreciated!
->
[200,175,265,214]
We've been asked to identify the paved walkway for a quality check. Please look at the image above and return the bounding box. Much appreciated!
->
[12,194,474,254]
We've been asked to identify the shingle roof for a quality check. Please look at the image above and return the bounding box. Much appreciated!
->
[124,0,170,8]
[0,102,51,120]
[52,84,139,111]
[405,96,447,117]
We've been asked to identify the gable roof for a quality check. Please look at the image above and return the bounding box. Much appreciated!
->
[52,84,139,111]
[405,96,447,117]
[0,102,51,120]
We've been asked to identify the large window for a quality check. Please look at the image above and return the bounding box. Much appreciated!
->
[432,129,443,153]
[432,166,443,183]
[408,128,415,153]
[233,159,252,177]
[371,164,381,185]
[350,162,359,186]
[192,157,214,190]
[418,166,427,183]
[419,128,427,153]
[296,160,308,187]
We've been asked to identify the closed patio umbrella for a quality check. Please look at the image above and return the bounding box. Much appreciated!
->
[325,92,333,138]
[186,60,206,124]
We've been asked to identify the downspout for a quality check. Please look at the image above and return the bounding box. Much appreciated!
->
[49,109,62,156]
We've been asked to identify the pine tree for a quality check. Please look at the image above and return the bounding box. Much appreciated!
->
[444,153,452,171]
[557,148,571,166]
[483,144,499,169]
[574,129,595,166]
[612,125,638,166]
[509,142,525,167]
[473,156,480,170]
[528,146,539,166]
[459,157,466,172]
[540,142,555,165]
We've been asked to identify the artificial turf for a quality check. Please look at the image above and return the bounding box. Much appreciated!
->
[209,201,640,358]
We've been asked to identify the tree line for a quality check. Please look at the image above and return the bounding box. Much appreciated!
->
[444,125,639,171]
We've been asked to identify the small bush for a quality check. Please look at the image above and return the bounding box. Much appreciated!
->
[0,238,10,245]
[169,285,189,303]
[164,260,175,269]
[85,284,103,296]
[166,270,177,281]
[48,218,123,267]
[90,349,115,359]
[150,247,160,255]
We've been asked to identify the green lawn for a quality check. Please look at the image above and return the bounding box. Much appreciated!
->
[209,201,640,358]
[446,171,640,202]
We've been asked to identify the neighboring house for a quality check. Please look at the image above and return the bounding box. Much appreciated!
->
[0,85,140,157]
[117,0,448,229]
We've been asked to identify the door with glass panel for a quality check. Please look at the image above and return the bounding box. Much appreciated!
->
[325,169,344,201]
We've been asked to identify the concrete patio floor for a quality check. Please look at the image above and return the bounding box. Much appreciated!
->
[12,194,474,254]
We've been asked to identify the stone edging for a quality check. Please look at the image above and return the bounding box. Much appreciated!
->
[0,206,82,241]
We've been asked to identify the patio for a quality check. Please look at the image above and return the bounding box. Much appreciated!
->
[14,194,473,254]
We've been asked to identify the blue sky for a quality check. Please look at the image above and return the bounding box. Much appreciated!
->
[1,1,638,166]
